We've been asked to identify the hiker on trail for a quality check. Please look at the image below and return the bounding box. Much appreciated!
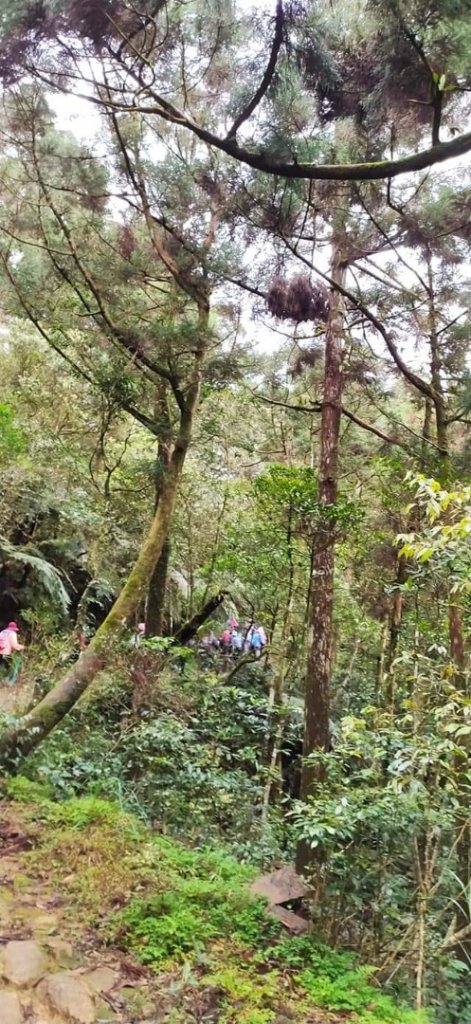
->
[256,625,267,647]
[132,622,146,648]
[251,626,266,658]
[209,630,219,649]
[220,627,232,653]
[231,629,244,657]
[243,623,253,654]
[200,630,219,653]
[0,621,24,685]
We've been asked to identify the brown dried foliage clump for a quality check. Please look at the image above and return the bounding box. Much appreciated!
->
[290,344,324,377]
[67,0,124,45]
[267,274,330,324]
[117,224,136,260]
[0,0,134,82]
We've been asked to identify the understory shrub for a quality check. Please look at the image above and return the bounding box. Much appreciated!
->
[22,672,296,863]
[110,844,281,965]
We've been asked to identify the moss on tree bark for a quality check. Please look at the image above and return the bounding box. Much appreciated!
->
[0,392,199,771]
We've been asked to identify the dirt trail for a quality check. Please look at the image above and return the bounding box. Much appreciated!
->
[0,672,36,718]
[0,812,170,1023]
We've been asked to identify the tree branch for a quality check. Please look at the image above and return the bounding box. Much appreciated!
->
[341,405,404,448]
[24,68,471,183]
[226,0,284,140]
[172,590,229,645]
[26,130,184,398]
[282,237,433,400]
[0,246,161,438]
[251,391,408,449]
[441,922,471,953]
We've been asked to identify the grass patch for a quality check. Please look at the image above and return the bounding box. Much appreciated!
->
[205,964,281,1024]
[4,785,148,922]
[265,937,429,1024]
[112,876,280,965]
[4,774,54,803]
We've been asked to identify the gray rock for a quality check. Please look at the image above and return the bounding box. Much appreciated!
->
[94,996,119,1022]
[44,938,74,959]
[83,967,118,994]
[1,941,48,987]
[0,989,23,1024]
[38,972,95,1024]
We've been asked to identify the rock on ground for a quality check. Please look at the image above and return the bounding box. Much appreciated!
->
[0,988,23,1024]
[83,966,118,994]
[37,971,96,1024]
[1,940,48,987]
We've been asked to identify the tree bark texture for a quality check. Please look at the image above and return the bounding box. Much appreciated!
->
[296,242,346,872]
[425,247,449,470]
[385,398,433,711]
[172,590,228,646]
[146,537,171,636]
[384,553,408,711]
[146,385,174,636]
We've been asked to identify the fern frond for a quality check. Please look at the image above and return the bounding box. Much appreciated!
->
[0,536,71,615]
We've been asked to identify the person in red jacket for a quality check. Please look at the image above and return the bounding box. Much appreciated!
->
[0,621,24,684]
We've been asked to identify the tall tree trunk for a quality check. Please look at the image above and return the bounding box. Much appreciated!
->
[375,617,388,702]
[425,246,448,472]
[146,385,174,636]
[425,296,471,962]
[449,601,471,964]
[0,385,201,771]
[262,511,296,820]
[385,398,432,711]
[201,490,228,604]
[426,298,470,960]
[146,539,171,636]
[296,240,346,873]
[384,553,408,711]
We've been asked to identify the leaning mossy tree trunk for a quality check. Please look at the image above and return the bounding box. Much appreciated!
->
[0,388,200,771]
[146,537,171,636]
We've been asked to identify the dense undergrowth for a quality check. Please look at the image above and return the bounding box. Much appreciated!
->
[4,778,428,1024]
[2,650,468,1023]
[16,659,295,864]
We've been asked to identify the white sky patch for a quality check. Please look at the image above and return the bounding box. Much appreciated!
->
[49,91,100,142]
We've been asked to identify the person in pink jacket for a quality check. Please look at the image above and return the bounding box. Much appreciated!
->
[0,621,24,684]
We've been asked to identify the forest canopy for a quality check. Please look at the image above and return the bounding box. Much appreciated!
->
[0,3,470,1023]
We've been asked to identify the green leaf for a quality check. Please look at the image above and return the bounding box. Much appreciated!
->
[0,536,70,615]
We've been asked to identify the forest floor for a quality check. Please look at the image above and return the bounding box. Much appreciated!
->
[0,807,193,1024]
[0,789,342,1024]
[0,786,428,1024]
[0,670,35,719]
[0,679,426,1024]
